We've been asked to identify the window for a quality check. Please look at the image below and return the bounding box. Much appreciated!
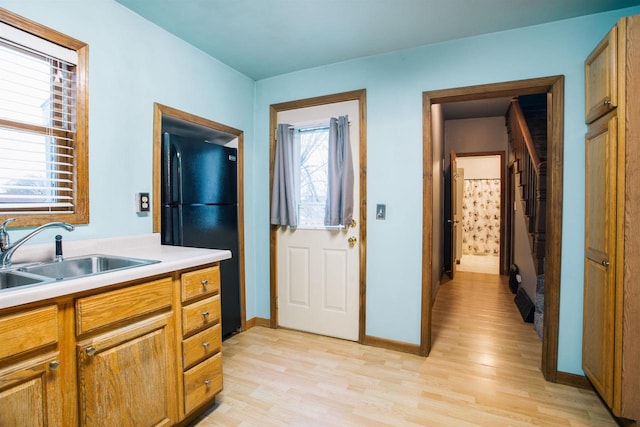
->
[0,9,88,226]
[296,125,330,228]
[297,126,329,227]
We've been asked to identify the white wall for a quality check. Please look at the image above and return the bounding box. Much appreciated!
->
[444,117,509,171]
[457,156,501,179]
[513,194,539,300]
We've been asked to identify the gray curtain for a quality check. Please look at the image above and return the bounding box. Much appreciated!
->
[325,116,354,226]
[270,123,299,227]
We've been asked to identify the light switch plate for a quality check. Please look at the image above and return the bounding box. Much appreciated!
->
[376,204,386,220]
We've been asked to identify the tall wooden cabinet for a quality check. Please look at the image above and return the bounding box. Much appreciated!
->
[583,14,640,422]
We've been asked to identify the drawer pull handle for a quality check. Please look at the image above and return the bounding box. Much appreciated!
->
[204,379,211,387]
[203,341,210,349]
[202,311,210,319]
[49,360,60,370]
[201,279,209,287]
[601,260,610,267]
[85,346,96,357]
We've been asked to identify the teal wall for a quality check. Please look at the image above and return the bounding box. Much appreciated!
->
[0,0,255,237]
[253,6,640,375]
[0,0,257,311]
[2,0,639,375]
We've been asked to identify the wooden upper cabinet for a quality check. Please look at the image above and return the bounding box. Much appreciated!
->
[585,25,618,124]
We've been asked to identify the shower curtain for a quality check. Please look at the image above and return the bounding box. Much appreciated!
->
[461,179,500,255]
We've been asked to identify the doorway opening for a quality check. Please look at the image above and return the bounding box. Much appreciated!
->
[151,103,247,336]
[421,76,565,383]
[455,154,504,275]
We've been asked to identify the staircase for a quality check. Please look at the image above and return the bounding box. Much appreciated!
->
[506,95,547,275]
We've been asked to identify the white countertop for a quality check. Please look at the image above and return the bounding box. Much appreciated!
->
[0,233,231,309]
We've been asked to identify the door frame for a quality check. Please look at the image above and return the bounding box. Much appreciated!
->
[453,151,506,274]
[151,102,247,333]
[269,89,367,343]
[449,150,458,278]
[422,76,564,383]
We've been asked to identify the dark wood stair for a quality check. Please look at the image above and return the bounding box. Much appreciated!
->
[506,96,547,275]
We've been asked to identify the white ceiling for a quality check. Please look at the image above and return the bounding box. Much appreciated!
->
[114,0,638,80]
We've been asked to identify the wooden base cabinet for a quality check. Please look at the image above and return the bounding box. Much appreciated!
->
[75,277,176,427]
[76,315,174,427]
[0,305,63,427]
[0,352,63,427]
[0,262,223,426]
[584,14,640,423]
[178,266,223,420]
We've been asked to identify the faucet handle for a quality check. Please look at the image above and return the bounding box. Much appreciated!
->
[0,218,15,251]
[55,234,64,262]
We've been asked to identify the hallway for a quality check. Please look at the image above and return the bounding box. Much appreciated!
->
[457,254,500,274]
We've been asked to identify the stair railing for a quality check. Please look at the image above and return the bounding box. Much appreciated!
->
[507,99,546,274]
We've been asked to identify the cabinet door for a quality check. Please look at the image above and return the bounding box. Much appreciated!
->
[583,112,617,407]
[77,315,174,427]
[0,353,63,427]
[585,25,618,123]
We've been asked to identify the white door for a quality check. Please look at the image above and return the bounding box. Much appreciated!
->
[276,100,360,341]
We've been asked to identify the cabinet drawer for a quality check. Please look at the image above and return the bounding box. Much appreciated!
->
[181,266,220,302]
[183,352,222,415]
[76,277,172,335]
[0,305,58,360]
[182,323,221,370]
[182,295,220,337]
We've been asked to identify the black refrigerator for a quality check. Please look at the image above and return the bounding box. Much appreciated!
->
[161,132,241,338]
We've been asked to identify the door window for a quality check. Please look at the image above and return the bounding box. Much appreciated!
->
[297,126,331,229]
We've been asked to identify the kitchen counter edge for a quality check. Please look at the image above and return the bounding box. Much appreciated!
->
[0,236,231,310]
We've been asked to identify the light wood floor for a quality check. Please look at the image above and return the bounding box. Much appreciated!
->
[457,254,500,274]
[193,271,615,426]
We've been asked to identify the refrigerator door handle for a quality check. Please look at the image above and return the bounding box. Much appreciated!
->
[177,204,184,246]
[174,144,185,246]
[174,144,184,205]
[163,205,172,244]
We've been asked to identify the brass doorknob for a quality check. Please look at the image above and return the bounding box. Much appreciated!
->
[348,236,357,247]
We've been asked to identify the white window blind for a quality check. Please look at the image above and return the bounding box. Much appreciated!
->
[0,24,78,214]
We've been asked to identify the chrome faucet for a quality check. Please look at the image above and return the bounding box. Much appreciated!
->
[0,218,75,269]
